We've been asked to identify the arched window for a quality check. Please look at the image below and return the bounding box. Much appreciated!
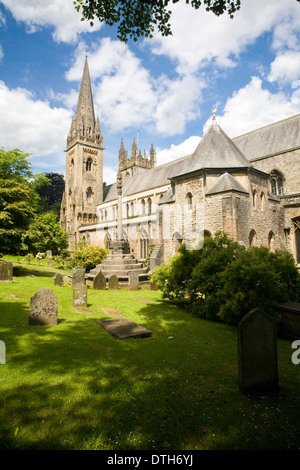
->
[260,192,265,212]
[252,190,257,209]
[147,198,152,215]
[112,206,116,220]
[130,202,135,217]
[86,187,93,201]
[139,228,149,259]
[141,199,146,215]
[86,158,92,171]
[249,229,257,247]
[268,231,275,252]
[104,232,111,250]
[270,170,284,196]
[186,193,193,210]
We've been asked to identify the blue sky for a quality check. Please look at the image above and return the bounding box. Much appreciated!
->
[0,0,300,184]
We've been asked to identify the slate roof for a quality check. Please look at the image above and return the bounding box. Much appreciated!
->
[173,120,251,179]
[103,154,191,203]
[206,172,249,196]
[233,113,300,160]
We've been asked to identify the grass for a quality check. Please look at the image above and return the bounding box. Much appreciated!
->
[0,256,299,450]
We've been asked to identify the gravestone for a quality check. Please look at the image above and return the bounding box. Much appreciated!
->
[93,270,106,290]
[128,271,139,291]
[29,288,58,325]
[54,273,64,287]
[72,266,87,307]
[0,340,5,364]
[99,318,152,339]
[238,308,279,394]
[150,281,157,291]
[0,260,13,282]
[46,250,52,267]
[108,274,118,290]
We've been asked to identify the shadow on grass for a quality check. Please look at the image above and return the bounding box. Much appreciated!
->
[0,293,299,451]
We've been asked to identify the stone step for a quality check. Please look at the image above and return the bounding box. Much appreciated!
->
[97,263,144,270]
[99,258,139,266]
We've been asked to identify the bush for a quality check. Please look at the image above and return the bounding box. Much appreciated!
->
[71,245,108,271]
[152,231,300,326]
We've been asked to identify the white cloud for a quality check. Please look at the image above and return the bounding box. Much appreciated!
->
[148,0,300,74]
[66,39,205,136]
[0,81,72,156]
[0,0,101,43]
[268,51,300,84]
[156,135,200,166]
[208,76,300,138]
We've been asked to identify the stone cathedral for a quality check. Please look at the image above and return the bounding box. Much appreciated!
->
[60,59,300,271]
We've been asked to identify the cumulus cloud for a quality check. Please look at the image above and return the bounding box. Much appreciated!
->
[148,0,300,74]
[207,76,300,138]
[0,0,101,43]
[268,51,300,85]
[66,39,205,136]
[0,81,72,156]
[156,135,200,166]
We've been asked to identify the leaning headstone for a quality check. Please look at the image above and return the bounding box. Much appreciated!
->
[128,271,139,291]
[29,288,58,325]
[72,266,87,307]
[0,260,13,282]
[238,308,279,394]
[0,341,5,364]
[93,270,106,290]
[108,274,118,290]
[54,273,64,287]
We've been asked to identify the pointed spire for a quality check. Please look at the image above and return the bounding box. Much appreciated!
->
[74,57,95,132]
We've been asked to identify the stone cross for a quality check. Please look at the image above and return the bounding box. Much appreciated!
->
[238,308,279,394]
[93,270,106,290]
[29,288,58,325]
[0,260,13,282]
[72,266,87,307]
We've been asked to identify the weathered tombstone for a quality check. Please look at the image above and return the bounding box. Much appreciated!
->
[0,260,13,282]
[29,288,58,325]
[72,266,87,307]
[0,340,6,364]
[150,281,157,291]
[54,273,64,287]
[93,270,106,290]
[238,308,279,395]
[108,274,118,290]
[128,271,139,291]
[46,250,52,266]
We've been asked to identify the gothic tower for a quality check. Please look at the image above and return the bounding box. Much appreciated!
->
[60,57,103,249]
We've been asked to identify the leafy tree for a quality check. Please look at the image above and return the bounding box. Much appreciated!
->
[22,212,68,256]
[74,0,242,42]
[0,178,36,253]
[36,173,65,215]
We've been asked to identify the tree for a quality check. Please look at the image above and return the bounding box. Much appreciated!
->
[74,0,242,42]
[22,212,68,256]
[0,148,51,254]
[36,173,65,216]
[0,178,36,253]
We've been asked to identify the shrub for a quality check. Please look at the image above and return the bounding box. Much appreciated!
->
[71,245,108,271]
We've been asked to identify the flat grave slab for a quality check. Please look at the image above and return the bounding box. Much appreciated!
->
[98,318,152,339]
[134,297,157,304]
[101,307,124,318]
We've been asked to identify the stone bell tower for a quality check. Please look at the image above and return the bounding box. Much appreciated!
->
[60,57,103,250]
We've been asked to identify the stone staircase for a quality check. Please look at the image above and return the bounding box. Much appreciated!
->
[86,240,149,282]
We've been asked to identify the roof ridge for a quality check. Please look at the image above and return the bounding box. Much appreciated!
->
[233,113,300,140]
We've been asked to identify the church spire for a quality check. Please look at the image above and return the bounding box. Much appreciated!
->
[74,57,95,131]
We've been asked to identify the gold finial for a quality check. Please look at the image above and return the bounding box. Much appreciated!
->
[212,106,217,119]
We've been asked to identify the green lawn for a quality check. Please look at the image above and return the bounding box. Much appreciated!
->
[0,258,299,450]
